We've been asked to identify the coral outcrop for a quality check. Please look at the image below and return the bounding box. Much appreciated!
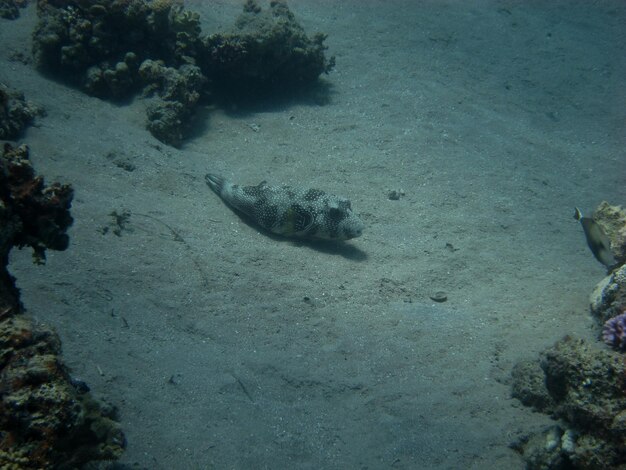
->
[0,83,44,141]
[590,264,626,325]
[33,0,206,145]
[0,143,125,468]
[33,0,203,97]
[0,0,28,19]
[32,0,334,146]
[511,336,626,469]
[202,0,335,96]
[139,59,206,147]
[511,201,626,469]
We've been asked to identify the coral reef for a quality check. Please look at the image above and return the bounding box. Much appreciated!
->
[1,143,73,263]
[585,201,626,328]
[0,83,45,140]
[583,201,626,325]
[139,59,206,146]
[511,336,626,469]
[0,0,28,19]
[512,201,626,469]
[32,0,335,145]
[0,143,125,468]
[202,0,335,96]
[32,0,207,144]
[590,263,626,325]
[33,0,203,96]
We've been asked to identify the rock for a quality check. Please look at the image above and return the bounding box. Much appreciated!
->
[0,84,45,140]
[32,0,335,145]
[589,263,626,324]
[201,0,335,97]
[511,336,626,469]
[0,143,125,467]
[0,0,28,20]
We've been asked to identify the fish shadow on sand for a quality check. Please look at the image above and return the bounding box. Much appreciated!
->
[224,212,367,261]
[290,238,368,261]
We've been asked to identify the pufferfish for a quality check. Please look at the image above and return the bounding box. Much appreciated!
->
[205,174,364,240]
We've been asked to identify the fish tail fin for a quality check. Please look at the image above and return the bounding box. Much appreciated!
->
[205,174,226,195]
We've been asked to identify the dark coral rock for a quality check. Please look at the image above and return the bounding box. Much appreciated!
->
[0,0,28,19]
[32,0,335,145]
[1,143,73,263]
[0,313,126,468]
[0,84,45,140]
[511,336,626,469]
[590,263,626,325]
[139,59,206,104]
[83,52,141,99]
[510,426,576,470]
[140,60,206,146]
[511,359,555,411]
[145,99,186,147]
[540,337,625,428]
[33,0,208,144]
[587,201,626,330]
[33,0,203,98]
[0,143,73,305]
[202,0,335,97]
[0,143,125,468]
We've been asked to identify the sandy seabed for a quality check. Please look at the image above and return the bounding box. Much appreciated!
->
[1,1,625,468]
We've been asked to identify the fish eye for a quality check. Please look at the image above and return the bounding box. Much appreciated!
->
[328,207,343,220]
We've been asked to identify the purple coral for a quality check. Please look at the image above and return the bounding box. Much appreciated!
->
[602,311,626,351]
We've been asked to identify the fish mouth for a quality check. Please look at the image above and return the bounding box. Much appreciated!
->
[344,225,364,240]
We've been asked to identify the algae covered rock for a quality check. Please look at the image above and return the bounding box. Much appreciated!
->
[588,200,626,326]
[511,359,555,411]
[590,263,626,325]
[513,201,626,468]
[1,143,73,262]
[202,0,335,96]
[0,313,126,469]
[33,0,203,98]
[0,143,125,468]
[0,0,28,19]
[32,0,208,144]
[139,59,207,146]
[511,425,579,470]
[511,336,626,469]
[32,0,336,146]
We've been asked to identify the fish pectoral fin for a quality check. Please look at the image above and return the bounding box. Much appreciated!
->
[274,206,314,236]
[295,211,315,234]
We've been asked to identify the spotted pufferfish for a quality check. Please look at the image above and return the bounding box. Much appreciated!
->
[205,174,364,240]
